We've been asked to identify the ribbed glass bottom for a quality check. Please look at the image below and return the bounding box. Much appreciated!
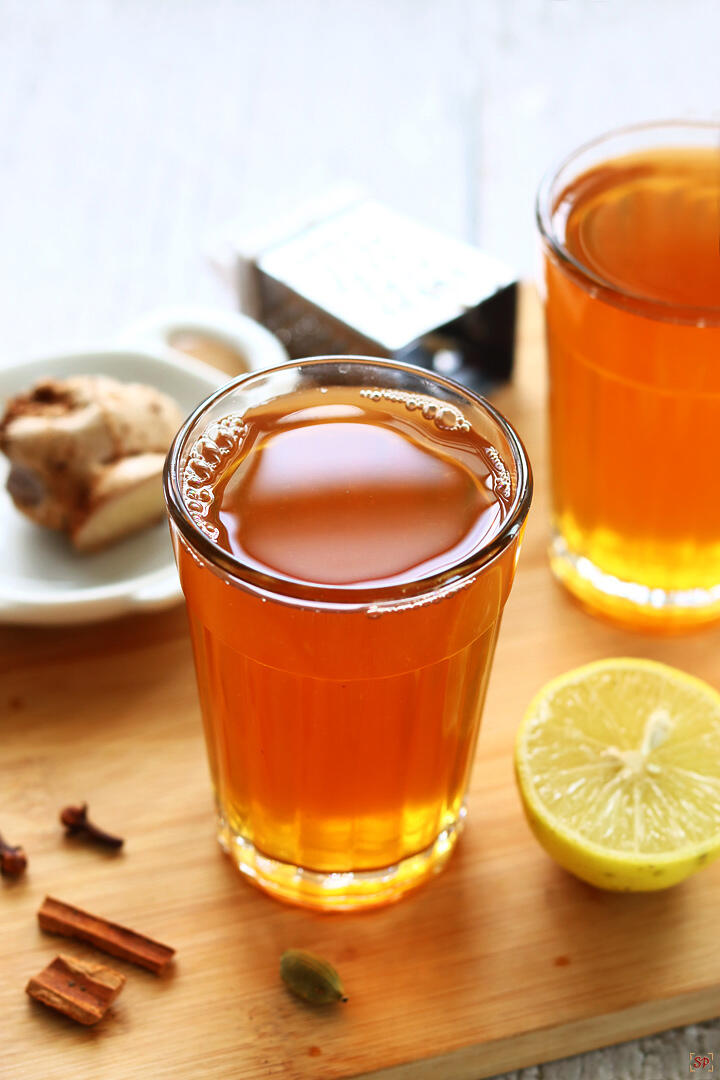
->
[550,531,720,633]
[217,804,466,911]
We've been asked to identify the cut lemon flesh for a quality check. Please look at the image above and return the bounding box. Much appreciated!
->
[515,658,720,891]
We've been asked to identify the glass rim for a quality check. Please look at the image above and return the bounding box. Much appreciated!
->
[536,118,720,321]
[164,355,533,607]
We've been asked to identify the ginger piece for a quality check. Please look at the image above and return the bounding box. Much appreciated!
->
[0,375,182,550]
[72,452,168,552]
[26,954,126,1026]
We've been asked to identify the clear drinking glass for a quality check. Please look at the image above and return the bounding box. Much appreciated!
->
[538,121,720,631]
[164,356,531,910]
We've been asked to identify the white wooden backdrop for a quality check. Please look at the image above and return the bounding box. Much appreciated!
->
[2,1,719,1076]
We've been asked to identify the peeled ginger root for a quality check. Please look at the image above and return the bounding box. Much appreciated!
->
[0,375,183,551]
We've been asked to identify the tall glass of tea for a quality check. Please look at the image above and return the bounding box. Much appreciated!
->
[165,357,531,910]
[538,121,720,631]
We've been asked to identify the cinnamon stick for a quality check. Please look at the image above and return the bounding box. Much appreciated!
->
[26,954,125,1026]
[38,896,175,974]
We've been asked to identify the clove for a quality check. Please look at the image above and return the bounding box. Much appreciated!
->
[0,832,28,877]
[60,804,124,850]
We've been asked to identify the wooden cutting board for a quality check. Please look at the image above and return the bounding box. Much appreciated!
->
[3,287,720,1080]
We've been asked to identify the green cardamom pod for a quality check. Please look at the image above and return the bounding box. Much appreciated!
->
[280,949,347,1005]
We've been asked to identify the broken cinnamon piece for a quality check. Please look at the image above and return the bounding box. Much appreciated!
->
[38,896,175,974]
[26,953,125,1026]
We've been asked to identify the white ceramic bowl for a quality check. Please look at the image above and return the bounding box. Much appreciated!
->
[0,309,287,625]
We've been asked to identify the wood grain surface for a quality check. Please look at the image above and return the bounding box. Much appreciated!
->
[3,287,720,1080]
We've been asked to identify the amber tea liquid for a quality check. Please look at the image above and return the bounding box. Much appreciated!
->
[170,365,529,910]
[542,132,720,629]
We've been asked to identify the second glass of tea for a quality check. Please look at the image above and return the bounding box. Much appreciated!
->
[165,357,531,910]
[538,121,720,631]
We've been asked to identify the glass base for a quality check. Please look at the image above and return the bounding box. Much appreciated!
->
[216,806,466,911]
[550,531,720,633]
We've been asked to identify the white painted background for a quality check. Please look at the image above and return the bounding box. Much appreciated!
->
[2,0,719,361]
[2,2,719,1076]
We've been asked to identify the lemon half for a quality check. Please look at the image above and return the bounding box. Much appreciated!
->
[515,658,720,891]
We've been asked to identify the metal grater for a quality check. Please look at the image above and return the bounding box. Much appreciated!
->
[210,191,518,393]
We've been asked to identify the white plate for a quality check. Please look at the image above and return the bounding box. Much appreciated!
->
[0,311,287,625]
